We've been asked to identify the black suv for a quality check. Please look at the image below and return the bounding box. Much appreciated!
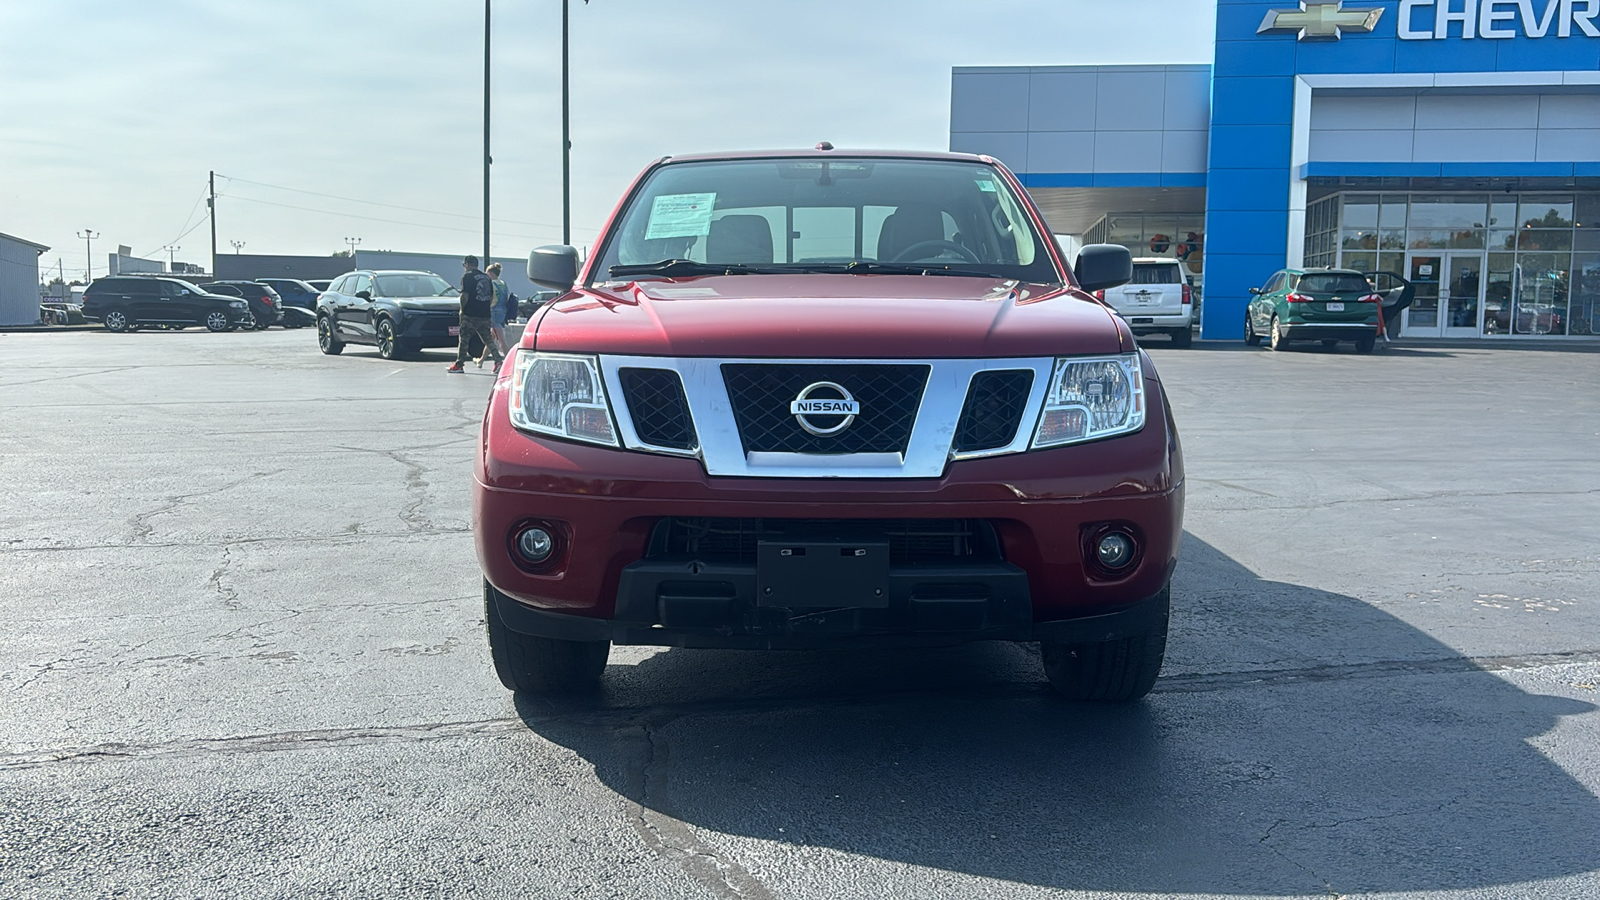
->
[81,277,252,333]
[199,281,283,330]
[317,269,461,360]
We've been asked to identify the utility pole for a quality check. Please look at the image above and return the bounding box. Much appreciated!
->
[208,170,218,277]
[76,229,99,282]
[484,0,492,266]
[562,0,571,245]
[230,240,246,254]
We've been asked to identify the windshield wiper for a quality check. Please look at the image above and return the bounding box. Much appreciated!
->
[608,259,778,278]
[800,261,990,277]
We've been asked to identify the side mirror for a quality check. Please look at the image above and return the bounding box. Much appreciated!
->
[1074,244,1133,294]
[1248,287,1263,295]
[528,245,580,291]
[356,290,372,301]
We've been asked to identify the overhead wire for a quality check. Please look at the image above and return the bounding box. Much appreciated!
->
[216,193,562,243]
[215,173,594,235]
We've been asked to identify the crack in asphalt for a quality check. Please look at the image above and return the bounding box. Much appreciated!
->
[126,470,284,544]
[333,440,474,535]
[3,647,1596,772]
[624,721,777,900]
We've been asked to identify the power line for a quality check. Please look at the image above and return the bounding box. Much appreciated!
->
[215,173,590,234]
[216,193,563,243]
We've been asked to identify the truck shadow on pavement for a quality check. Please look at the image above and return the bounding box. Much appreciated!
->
[515,534,1600,895]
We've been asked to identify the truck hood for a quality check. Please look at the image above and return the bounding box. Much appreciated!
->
[529,274,1128,358]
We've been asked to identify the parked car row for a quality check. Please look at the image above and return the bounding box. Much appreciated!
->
[80,275,327,334]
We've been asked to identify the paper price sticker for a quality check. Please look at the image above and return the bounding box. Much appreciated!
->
[645,192,717,240]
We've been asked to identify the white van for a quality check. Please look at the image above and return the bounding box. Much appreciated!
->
[1094,257,1195,348]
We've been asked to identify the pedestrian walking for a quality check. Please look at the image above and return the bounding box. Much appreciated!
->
[448,255,502,374]
[485,262,514,362]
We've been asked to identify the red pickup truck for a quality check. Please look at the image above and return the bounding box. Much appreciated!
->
[475,149,1184,701]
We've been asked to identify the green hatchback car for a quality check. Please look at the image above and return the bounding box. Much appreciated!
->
[1245,268,1381,353]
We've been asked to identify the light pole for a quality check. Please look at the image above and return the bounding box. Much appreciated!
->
[230,240,246,254]
[76,229,99,282]
[163,245,181,270]
[484,0,492,265]
[344,237,361,258]
[562,0,572,245]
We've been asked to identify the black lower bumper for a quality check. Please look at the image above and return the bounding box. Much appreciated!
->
[490,562,1171,651]
[1282,322,1377,341]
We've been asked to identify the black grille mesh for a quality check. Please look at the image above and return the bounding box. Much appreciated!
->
[650,518,997,565]
[619,368,697,451]
[953,370,1035,453]
[721,364,929,454]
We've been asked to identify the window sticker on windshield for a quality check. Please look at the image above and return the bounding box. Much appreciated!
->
[645,192,717,240]
[975,179,997,192]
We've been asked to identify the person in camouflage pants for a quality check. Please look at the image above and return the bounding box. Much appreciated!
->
[448,255,503,373]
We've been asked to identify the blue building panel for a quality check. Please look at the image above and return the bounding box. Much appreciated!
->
[1207,124,1295,172]
[1210,76,1298,125]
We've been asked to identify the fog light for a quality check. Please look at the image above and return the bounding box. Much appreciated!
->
[1096,532,1136,571]
[515,527,554,564]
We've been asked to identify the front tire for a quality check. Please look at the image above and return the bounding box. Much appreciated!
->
[1268,314,1287,351]
[1041,586,1169,702]
[376,318,406,360]
[485,582,609,694]
[1243,312,1261,346]
[317,316,344,355]
[104,310,130,333]
[204,311,231,332]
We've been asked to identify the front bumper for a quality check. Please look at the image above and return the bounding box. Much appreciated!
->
[399,311,465,348]
[475,371,1184,641]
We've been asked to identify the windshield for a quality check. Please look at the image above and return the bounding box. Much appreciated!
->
[593,158,1060,284]
[375,273,456,298]
[1296,273,1372,294]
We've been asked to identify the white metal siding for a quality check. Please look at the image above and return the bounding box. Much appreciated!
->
[0,236,42,326]
[1309,90,1600,164]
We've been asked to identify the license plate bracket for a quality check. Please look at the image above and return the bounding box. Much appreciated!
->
[757,540,890,608]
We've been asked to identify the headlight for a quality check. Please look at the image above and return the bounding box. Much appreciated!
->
[1031,353,1145,448]
[509,352,618,446]
[229,301,247,309]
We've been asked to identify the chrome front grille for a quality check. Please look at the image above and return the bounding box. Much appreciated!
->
[721,364,929,455]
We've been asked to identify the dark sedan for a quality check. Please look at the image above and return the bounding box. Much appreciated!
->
[316,270,461,360]
[255,278,321,329]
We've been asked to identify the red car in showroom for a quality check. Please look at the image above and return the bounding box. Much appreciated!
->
[475,148,1184,701]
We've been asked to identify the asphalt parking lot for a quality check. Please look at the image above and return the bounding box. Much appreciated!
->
[2,328,1598,899]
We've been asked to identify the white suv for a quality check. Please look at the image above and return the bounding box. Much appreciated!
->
[1095,258,1194,348]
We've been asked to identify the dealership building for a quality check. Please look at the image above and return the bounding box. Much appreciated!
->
[952,0,1600,340]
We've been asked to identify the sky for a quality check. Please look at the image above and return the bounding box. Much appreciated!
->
[0,0,1215,282]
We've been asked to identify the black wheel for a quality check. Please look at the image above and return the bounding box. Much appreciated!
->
[1169,328,1193,349]
[1321,339,1339,349]
[1243,311,1261,346]
[376,317,407,360]
[204,311,231,332]
[1268,314,1287,351]
[1355,333,1376,354]
[1041,586,1169,702]
[240,310,258,330]
[485,581,609,694]
[103,310,130,333]
[317,316,344,355]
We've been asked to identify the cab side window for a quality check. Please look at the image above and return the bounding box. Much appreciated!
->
[350,274,372,296]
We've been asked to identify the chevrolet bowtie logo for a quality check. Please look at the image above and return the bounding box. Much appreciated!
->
[1258,2,1384,40]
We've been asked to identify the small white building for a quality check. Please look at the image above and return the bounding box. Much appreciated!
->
[0,232,49,326]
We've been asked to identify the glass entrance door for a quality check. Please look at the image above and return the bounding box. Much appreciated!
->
[1443,253,1484,337]
[1404,253,1485,337]
[1404,255,1443,336]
